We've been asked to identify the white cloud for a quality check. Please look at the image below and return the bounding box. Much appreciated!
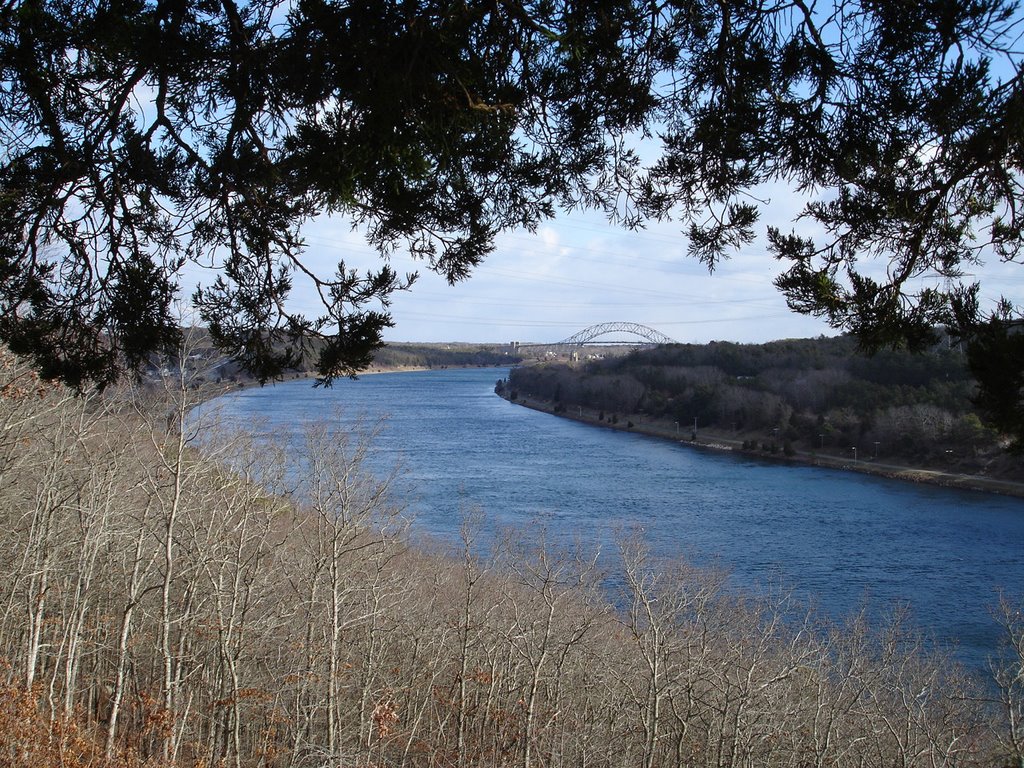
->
[199,182,1024,346]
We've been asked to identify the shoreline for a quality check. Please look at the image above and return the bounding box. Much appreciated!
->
[200,363,496,400]
[501,392,1024,500]
[201,367,1024,500]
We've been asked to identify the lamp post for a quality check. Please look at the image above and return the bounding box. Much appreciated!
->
[873,441,880,459]
[851,446,858,461]
[818,433,824,451]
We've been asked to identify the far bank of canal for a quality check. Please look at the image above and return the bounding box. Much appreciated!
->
[500,390,1024,499]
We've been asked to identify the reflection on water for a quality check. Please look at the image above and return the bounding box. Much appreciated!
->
[208,368,1024,672]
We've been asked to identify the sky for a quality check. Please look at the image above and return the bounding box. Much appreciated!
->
[169,7,1024,350]
[291,186,1024,348]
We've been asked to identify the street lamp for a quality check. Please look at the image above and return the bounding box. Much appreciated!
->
[873,441,880,459]
[851,446,858,461]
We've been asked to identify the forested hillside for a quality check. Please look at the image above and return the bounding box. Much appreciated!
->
[369,343,522,371]
[503,336,1019,477]
[205,342,520,385]
[2,344,1024,767]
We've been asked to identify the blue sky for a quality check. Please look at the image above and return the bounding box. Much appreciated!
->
[295,186,1024,347]
[286,13,1024,348]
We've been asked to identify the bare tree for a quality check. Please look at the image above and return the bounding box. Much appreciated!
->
[497,527,603,768]
[991,598,1024,766]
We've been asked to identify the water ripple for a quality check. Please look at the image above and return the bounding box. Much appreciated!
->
[208,368,1024,673]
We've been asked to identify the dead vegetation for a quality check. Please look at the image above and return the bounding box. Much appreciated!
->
[1,346,1022,768]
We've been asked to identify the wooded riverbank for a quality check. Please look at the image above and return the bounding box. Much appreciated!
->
[500,389,1024,499]
[501,336,1024,496]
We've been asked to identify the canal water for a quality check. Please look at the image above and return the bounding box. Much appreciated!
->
[208,367,1024,673]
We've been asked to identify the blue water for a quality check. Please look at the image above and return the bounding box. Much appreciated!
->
[207,367,1024,672]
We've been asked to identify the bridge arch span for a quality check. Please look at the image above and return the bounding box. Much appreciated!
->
[557,322,677,346]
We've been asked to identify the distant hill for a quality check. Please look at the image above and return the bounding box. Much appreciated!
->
[369,342,523,370]
[181,341,523,386]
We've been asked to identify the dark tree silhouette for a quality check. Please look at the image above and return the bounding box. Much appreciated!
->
[1,0,1021,426]
[0,0,656,385]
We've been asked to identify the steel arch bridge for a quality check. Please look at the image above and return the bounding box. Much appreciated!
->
[556,322,677,346]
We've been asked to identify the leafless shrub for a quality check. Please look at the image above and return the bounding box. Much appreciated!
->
[0,345,1016,767]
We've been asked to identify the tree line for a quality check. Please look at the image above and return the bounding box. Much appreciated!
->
[366,344,522,372]
[2,343,1024,766]
[503,336,1019,471]
[207,342,522,385]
